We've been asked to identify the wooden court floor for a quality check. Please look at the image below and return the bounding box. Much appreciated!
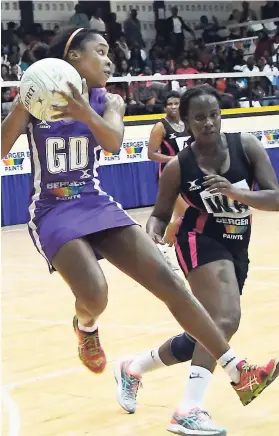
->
[2,208,279,436]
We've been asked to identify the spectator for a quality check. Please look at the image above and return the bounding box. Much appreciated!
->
[2,22,17,47]
[1,64,9,81]
[20,49,33,72]
[228,9,241,39]
[114,33,130,59]
[15,25,28,56]
[124,9,144,48]
[54,25,60,35]
[272,32,279,63]
[166,6,195,57]
[240,1,257,22]
[261,1,279,20]
[69,4,90,28]
[196,61,205,72]
[10,63,21,81]
[197,39,212,66]
[176,58,199,88]
[254,30,273,61]
[262,57,279,84]
[133,80,155,106]
[196,15,223,44]
[234,56,260,73]
[107,13,122,46]
[127,43,147,62]
[207,61,216,73]
[1,88,13,118]
[90,8,106,33]
[128,46,146,74]
[163,59,175,75]
[7,44,20,65]
[116,59,129,76]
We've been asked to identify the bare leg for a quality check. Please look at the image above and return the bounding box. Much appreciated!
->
[92,225,230,360]
[52,238,108,326]
[52,237,109,373]
[158,260,241,367]
[188,260,241,371]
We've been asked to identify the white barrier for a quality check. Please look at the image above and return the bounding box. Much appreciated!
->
[1,69,279,89]
[2,113,279,176]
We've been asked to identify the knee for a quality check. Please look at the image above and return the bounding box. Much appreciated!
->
[170,333,196,362]
[216,310,241,339]
[76,277,108,314]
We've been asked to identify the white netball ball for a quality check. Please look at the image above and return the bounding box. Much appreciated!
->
[20,58,82,121]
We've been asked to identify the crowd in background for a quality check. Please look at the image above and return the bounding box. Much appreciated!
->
[2,1,279,119]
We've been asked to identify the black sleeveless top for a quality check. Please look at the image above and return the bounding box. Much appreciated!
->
[159,118,190,172]
[177,133,255,252]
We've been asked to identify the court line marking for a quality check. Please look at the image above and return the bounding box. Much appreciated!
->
[3,352,150,391]
[1,389,21,436]
[3,367,83,391]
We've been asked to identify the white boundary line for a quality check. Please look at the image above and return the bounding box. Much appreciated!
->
[3,367,83,391]
[1,389,21,436]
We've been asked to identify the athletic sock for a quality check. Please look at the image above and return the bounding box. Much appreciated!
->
[178,366,213,412]
[78,321,98,333]
[217,349,241,384]
[128,348,166,376]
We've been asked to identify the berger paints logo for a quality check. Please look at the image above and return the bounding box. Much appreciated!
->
[224,224,248,234]
[103,149,121,162]
[47,181,86,201]
[264,130,279,145]
[2,151,29,173]
[123,140,145,159]
[216,217,249,241]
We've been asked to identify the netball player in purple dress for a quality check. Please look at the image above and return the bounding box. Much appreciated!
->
[1,28,276,404]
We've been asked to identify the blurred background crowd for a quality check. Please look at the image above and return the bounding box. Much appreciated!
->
[2,1,279,119]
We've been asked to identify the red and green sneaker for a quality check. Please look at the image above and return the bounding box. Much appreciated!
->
[232,358,279,406]
[73,316,107,374]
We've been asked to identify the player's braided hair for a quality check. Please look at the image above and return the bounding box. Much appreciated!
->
[179,84,222,120]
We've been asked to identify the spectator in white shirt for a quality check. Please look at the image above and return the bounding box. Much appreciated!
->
[263,57,279,83]
[90,8,106,33]
[234,56,260,73]
[166,6,195,57]
[115,33,130,59]
[69,4,90,29]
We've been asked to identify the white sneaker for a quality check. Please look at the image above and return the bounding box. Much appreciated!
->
[167,407,227,435]
[114,360,142,414]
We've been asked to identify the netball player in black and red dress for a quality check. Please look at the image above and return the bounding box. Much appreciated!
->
[148,91,189,268]
[115,85,279,436]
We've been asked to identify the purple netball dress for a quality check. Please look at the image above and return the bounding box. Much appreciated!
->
[26,88,136,271]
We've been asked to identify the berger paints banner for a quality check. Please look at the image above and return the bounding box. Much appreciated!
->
[1,121,279,176]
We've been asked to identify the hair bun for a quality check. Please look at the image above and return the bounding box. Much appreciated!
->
[30,42,50,61]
